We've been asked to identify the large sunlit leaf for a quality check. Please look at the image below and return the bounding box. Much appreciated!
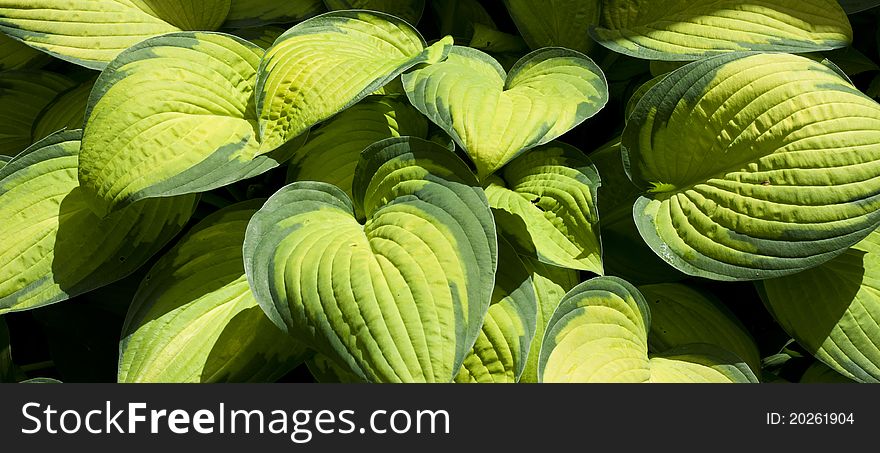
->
[639,283,761,374]
[119,201,308,383]
[0,0,231,69]
[503,0,600,54]
[0,70,73,156]
[485,141,603,273]
[286,95,428,203]
[759,228,880,383]
[224,0,325,28]
[244,137,496,383]
[79,32,302,217]
[538,276,758,383]
[0,131,197,315]
[256,10,452,154]
[591,0,852,61]
[456,239,537,383]
[403,46,608,179]
[624,52,880,281]
[323,0,425,25]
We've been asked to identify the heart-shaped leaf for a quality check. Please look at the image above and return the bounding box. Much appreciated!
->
[0,0,231,69]
[0,70,74,156]
[286,95,428,202]
[485,141,602,273]
[0,131,197,314]
[758,227,880,383]
[639,283,761,374]
[224,0,325,28]
[519,257,579,383]
[323,1,426,25]
[623,52,880,281]
[538,276,758,383]
[403,46,608,179]
[244,137,497,382]
[456,238,537,383]
[503,0,600,54]
[591,0,852,61]
[79,32,303,217]
[0,33,50,70]
[119,200,308,383]
[256,10,452,154]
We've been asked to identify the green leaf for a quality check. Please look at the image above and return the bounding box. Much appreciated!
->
[503,0,600,54]
[0,33,50,70]
[0,0,231,69]
[1,316,23,382]
[468,23,528,55]
[456,238,537,383]
[819,47,879,76]
[0,130,197,314]
[224,0,325,28]
[624,52,880,281]
[232,25,287,50]
[759,228,880,383]
[800,362,856,383]
[485,141,603,273]
[0,155,9,170]
[244,137,497,382]
[639,283,762,374]
[592,0,852,61]
[323,0,426,25]
[256,10,452,154]
[79,32,303,217]
[538,276,758,383]
[119,200,308,383]
[838,0,880,14]
[403,46,608,179]
[286,95,428,203]
[306,353,365,383]
[32,78,95,143]
[0,70,74,156]
[590,138,684,285]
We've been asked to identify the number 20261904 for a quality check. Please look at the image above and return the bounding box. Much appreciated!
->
[766,412,854,425]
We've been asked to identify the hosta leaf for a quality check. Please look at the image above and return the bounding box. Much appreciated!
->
[119,201,307,383]
[306,353,364,383]
[32,79,95,143]
[456,239,537,383]
[0,70,74,156]
[502,0,600,54]
[538,276,758,383]
[244,137,497,382]
[432,0,495,42]
[233,25,286,50]
[0,155,9,170]
[224,0,325,28]
[485,141,603,273]
[838,0,880,13]
[590,139,683,284]
[79,32,302,217]
[1,316,23,382]
[286,95,428,202]
[323,0,425,25]
[256,10,452,154]
[0,33,50,70]
[759,228,880,383]
[640,283,761,373]
[0,131,197,314]
[800,362,855,383]
[403,46,608,179]
[591,0,852,61]
[468,23,528,55]
[519,257,578,383]
[624,52,880,281]
[0,0,231,70]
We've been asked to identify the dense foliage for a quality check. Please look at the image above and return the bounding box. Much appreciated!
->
[1,0,879,383]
